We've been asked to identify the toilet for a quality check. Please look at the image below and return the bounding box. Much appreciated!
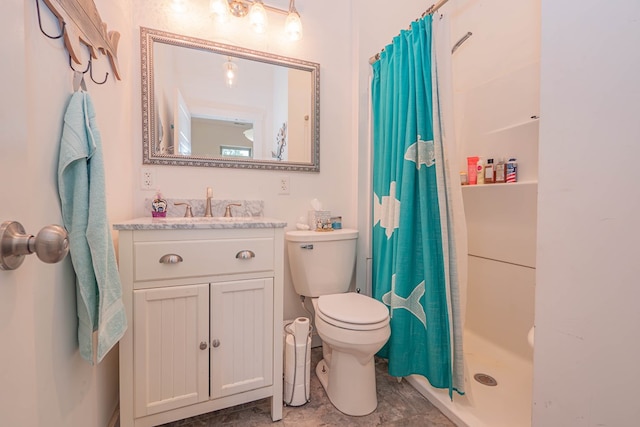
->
[285,229,390,416]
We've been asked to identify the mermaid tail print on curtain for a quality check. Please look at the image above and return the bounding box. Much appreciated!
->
[371,14,464,396]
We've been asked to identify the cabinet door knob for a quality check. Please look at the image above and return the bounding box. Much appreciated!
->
[199,341,208,350]
[211,339,220,348]
[159,254,183,264]
[235,250,255,260]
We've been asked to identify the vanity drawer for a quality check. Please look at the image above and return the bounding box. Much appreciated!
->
[134,238,274,281]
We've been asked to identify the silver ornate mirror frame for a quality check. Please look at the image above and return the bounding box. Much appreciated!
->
[141,27,321,171]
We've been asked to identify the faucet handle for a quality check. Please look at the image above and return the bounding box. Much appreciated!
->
[224,203,242,218]
[174,202,193,217]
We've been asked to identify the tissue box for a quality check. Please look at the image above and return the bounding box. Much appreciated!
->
[308,210,332,231]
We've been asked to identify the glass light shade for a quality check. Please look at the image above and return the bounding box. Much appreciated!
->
[171,0,186,13]
[285,11,303,41]
[248,2,268,34]
[209,0,230,22]
[223,60,238,88]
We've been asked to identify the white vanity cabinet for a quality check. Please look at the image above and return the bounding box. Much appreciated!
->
[114,222,285,427]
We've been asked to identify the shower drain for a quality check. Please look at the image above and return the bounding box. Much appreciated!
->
[473,373,498,386]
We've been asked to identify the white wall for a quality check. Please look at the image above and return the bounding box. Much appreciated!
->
[0,0,133,426]
[534,1,640,425]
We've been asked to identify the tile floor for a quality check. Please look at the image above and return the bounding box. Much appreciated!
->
[159,347,456,427]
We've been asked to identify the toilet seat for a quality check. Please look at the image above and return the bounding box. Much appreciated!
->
[316,293,389,331]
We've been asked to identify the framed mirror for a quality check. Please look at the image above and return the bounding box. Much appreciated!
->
[141,27,320,171]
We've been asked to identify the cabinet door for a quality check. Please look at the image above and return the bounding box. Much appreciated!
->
[133,284,209,417]
[210,278,274,398]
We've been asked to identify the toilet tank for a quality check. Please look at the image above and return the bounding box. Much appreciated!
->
[285,229,358,297]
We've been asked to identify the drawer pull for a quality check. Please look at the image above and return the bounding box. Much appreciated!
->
[235,250,255,260]
[199,341,208,350]
[212,339,220,348]
[159,254,183,264]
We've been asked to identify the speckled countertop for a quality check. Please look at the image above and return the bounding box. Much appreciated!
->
[113,216,287,230]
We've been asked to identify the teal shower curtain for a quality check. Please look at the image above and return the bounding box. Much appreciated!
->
[371,15,464,396]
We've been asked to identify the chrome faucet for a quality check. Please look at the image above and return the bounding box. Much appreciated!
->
[224,203,242,217]
[204,187,213,217]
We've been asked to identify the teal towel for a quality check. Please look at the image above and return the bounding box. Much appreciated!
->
[57,91,127,364]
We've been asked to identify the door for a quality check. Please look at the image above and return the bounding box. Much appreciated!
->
[133,283,210,416]
[174,88,192,155]
[210,278,274,398]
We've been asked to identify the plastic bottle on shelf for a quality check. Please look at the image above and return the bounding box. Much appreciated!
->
[467,156,479,185]
[495,157,507,184]
[484,158,495,183]
[476,157,485,185]
[460,171,468,185]
[506,158,518,183]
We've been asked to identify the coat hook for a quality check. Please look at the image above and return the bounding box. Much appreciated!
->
[35,0,65,39]
[69,55,90,74]
[68,56,108,85]
[89,58,109,85]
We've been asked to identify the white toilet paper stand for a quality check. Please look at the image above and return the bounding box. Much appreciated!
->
[283,317,313,406]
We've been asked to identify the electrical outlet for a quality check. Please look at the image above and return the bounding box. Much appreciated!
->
[278,176,290,195]
[141,168,155,190]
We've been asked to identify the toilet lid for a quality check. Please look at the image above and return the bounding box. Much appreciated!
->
[316,293,389,331]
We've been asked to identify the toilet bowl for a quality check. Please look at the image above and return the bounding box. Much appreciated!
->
[312,293,390,416]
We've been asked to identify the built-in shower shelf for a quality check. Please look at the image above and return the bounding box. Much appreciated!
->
[461,180,538,190]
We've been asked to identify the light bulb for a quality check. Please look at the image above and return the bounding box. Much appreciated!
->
[285,9,303,41]
[209,0,230,23]
[223,59,238,88]
[248,1,268,34]
[171,0,186,13]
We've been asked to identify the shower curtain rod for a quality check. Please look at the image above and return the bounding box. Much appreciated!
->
[368,0,450,65]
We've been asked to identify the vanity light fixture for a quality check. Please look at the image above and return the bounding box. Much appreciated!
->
[209,0,303,41]
[172,0,187,12]
[209,0,231,22]
[223,57,238,87]
[248,0,268,33]
[284,0,303,41]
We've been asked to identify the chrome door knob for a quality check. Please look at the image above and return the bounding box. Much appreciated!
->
[34,225,70,264]
[0,221,69,270]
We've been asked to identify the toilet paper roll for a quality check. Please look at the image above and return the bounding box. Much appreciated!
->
[293,317,310,343]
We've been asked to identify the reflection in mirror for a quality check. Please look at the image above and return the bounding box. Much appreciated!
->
[141,27,320,171]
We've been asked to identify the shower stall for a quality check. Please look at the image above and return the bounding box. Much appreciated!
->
[407,180,537,427]
[406,43,539,427]
[365,1,540,424]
